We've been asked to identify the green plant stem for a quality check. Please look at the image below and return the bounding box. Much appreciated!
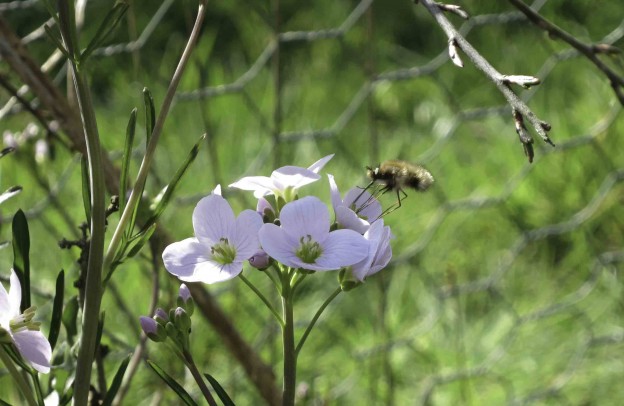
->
[27,368,45,406]
[103,0,208,279]
[239,274,284,326]
[183,349,218,406]
[281,283,296,406]
[69,51,108,406]
[295,287,341,356]
[0,346,37,406]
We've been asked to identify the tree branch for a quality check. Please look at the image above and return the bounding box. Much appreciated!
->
[507,0,624,105]
[417,0,555,163]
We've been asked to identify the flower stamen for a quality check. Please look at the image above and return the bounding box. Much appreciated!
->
[295,235,323,264]
[211,238,237,265]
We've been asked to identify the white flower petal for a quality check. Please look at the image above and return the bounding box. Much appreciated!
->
[193,195,235,244]
[0,277,10,327]
[228,176,275,196]
[12,329,51,373]
[162,238,211,280]
[314,229,368,270]
[9,270,21,318]
[279,196,329,242]
[307,154,334,173]
[327,174,341,211]
[212,184,222,196]
[336,206,370,234]
[179,261,243,284]
[233,210,263,261]
[352,222,393,280]
[259,224,300,268]
[271,166,320,190]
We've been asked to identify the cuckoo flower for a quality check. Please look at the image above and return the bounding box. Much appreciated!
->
[328,174,382,234]
[259,196,368,271]
[0,270,52,373]
[229,154,334,199]
[163,194,263,284]
[350,220,393,281]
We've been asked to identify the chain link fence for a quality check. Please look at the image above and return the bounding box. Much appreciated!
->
[1,0,624,404]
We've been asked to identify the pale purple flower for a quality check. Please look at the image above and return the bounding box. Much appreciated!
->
[0,270,52,373]
[162,194,263,284]
[229,154,334,199]
[351,220,393,281]
[259,196,369,271]
[328,174,382,234]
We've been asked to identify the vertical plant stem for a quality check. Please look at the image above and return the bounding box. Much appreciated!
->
[0,346,37,406]
[71,62,107,406]
[281,284,296,406]
[183,349,218,406]
[103,0,208,277]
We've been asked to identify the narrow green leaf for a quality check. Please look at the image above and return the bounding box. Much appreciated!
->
[41,0,61,26]
[0,185,22,205]
[126,223,157,259]
[204,373,236,406]
[146,360,198,406]
[62,296,79,344]
[120,108,138,214]
[81,155,92,227]
[143,88,155,145]
[48,270,65,350]
[59,386,73,406]
[56,0,78,60]
[0,397,12,406]
[12,209,30,311]
[80,2,129,63]
[43,24,70,58]
[102,354,131,406]
[143,134,205,229]
[0,146,15,158]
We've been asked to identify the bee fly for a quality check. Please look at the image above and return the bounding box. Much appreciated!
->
[357,160,434,217]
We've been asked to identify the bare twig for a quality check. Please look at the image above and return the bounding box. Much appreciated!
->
[507,0,624,105]
[418,0,555,162]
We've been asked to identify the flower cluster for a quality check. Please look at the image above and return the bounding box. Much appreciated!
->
[162,155,393,286]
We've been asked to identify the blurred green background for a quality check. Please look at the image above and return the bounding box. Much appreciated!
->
[1,0,624,404]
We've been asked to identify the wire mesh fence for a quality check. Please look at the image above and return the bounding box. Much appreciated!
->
[1,0,624,404]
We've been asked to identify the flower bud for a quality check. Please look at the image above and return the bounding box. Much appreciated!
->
[174,307,191,334]
[257,198,276,223]
[140,316,167,342]
[154,308,169,325]
[177,284,194,316]
[249,250,271,270]
[338,268,361,292]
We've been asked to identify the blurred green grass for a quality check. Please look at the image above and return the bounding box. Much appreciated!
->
[1,0,624,404]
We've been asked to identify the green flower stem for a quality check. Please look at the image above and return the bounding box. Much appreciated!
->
[182,349,218,406]
[27,368,45,406]
[295,287,342,356]
[281,279,296,406]
[103,0,207,279]
[67,38,108,406]
[0,345,37,406]
[239,274,284,326]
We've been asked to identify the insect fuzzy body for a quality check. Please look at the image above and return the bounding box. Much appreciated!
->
[362,160,434,217]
